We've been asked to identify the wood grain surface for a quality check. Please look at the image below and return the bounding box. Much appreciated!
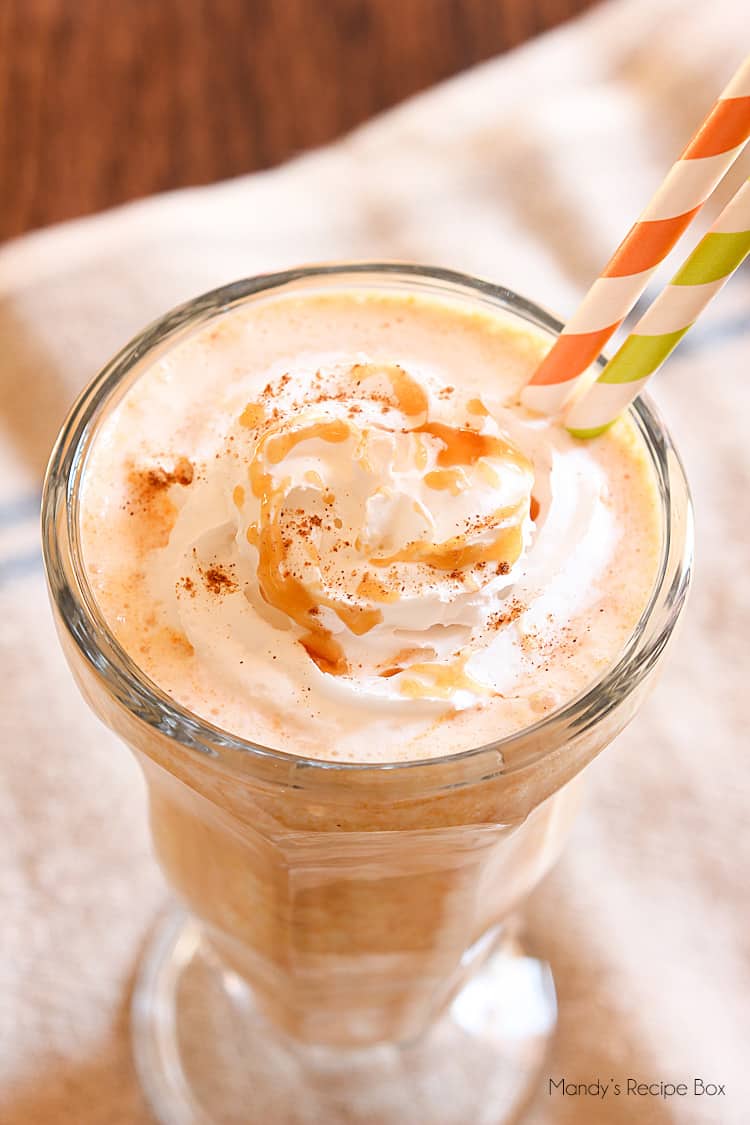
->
[1,0,599,242]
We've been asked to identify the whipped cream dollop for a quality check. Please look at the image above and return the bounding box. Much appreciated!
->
[151,355,616,714]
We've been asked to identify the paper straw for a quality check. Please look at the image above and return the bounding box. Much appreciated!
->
[565,178,750,436]
[522,54,750,417]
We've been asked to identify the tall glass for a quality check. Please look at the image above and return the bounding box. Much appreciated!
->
[41,265,692,1125]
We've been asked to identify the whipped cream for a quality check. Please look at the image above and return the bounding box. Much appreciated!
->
[150,353,617,716]
[154,360,534,708]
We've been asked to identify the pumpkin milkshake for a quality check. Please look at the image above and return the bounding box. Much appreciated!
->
[46,268,683,1062]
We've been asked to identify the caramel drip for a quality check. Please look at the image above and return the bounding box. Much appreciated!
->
[530,495,540,521]
[371,505,525,571]
[384,366,428,417]
[378,645,436,677]
[416,421,531,474]
[399,657,493,701]
[247,419,383,674]
[250,492,382,668]
[466,398,489,417]
[299,631,348,676]
[356,573,400,604]
[233,485,245,508]
[391,645,437,664]
[424,468,467,496]
[264,419,351,467]
[251,500,350,673]
[239,403,266,429]
[249,420,350,499]
[336,603,382,634]
[351,363,428,419]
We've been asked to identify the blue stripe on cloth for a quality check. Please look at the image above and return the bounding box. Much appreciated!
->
[0,493,41,529]
[0,549,42,586]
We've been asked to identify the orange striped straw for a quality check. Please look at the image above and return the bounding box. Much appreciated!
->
[522,53,750,417]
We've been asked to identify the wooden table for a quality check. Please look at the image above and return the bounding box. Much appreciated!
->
[1,0,599,242]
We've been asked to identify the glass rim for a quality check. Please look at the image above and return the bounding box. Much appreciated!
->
[41,262,693,781]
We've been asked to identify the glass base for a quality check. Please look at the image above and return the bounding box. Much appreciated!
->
[132,908,557,1125]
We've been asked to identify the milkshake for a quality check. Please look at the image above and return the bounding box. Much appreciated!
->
[42,267,691,1118]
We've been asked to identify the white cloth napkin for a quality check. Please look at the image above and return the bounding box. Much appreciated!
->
[1,0,748,1121]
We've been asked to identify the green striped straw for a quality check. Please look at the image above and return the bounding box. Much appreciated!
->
[565,178,750,436]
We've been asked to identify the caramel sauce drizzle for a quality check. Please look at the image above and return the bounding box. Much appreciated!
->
[239,403,266,429]
[378,645,437,679]
[247,418,382,675]
[356,574,400,603]
[466,398,489,417]
[383,365,428,418]
[350,362,428,421]
[371,502,525,571]
[299,630,348,676]
[424,468,468,495]
[415,421,531,474]
[376,420,531,570]
[263,419,350,468]
[398,656,493,701]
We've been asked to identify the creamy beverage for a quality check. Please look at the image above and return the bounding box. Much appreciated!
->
[80,289,660,763]
[45,269,686,1075]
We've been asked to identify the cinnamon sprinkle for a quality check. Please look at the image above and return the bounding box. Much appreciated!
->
[488,598,525,630]
[201,565,238,595]
[144,457,194,489]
